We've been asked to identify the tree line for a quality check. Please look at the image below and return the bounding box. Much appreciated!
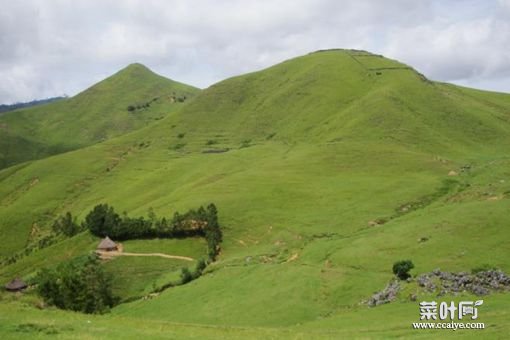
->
[54,203,222,261]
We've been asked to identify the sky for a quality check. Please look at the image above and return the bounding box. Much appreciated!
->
[1,0,510,103]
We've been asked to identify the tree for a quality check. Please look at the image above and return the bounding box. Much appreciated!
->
[392,260,415,280]
[52,212,82,236]
[204,203,222,261]
[84,204,121,237]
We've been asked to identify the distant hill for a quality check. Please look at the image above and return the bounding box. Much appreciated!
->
[0,96,67,114]
[0,63,199,169]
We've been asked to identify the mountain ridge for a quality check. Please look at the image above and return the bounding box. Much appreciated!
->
[0,63,200,169]
[0,49,509,337]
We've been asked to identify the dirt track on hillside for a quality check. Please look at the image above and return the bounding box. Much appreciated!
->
[97,250,194,261]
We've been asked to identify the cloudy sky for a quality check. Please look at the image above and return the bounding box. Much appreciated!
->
[1,0,510,103]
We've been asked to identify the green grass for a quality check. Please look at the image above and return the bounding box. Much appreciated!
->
[103,238,208,300]
[1,292,509,338]
[103,256,190,301]
[122,237,207,258]
[0,49,510,338]
[0,63,199,169]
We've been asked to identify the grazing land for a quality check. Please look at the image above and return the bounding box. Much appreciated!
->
[1,49,509,338]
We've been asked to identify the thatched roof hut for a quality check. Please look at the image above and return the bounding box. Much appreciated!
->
[5,278,27,292]
[97,236,118,251]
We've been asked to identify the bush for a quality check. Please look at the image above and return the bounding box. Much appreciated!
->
[52,212,82,237]
[240,139,252,148]
[392,260,414,280]
[195,259,207,274]
[37,255,118,313]
[180,267,193,284]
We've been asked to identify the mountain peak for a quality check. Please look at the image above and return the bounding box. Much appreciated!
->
[116,62,154,77]
[124,62,150,71]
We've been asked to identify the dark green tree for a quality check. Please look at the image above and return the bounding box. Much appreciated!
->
[84,204,121,237]
[392,260,415,280]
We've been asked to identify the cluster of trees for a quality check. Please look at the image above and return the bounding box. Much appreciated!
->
[36,255,118,314]
[127,96,162,112]
[52,212,84,237]
[84,203,222,261]
[30,204,222,314]
[127,102,151,111]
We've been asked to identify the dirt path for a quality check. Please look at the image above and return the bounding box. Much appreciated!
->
[97,250,194,261]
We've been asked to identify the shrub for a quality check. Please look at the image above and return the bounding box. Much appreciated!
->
[240,139,252,148]
[37,255,117,314]
[195,259,207,274]
[392,260,414,280]
[52,212,82,237]
[180,267,193,284]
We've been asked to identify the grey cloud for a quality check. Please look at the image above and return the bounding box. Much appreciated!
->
[0,0,508,103]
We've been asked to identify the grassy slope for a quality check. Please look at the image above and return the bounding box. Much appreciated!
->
[0,49,509,338]
[0,63,199,169]
[104,238,207,300]
[0,234,207,304]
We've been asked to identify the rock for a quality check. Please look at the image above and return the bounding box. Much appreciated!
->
[448,170,458,176]
[471,285,489,296]
[368,280,400,307]
[370,269,510,307]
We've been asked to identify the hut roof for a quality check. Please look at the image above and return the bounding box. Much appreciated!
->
[5,278,27,291]
[97,236,117,250]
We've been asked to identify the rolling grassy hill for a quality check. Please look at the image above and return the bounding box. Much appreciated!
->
[0,63,199,169]
[0,49,509,338]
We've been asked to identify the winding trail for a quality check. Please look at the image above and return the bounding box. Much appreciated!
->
[97,250,194,261]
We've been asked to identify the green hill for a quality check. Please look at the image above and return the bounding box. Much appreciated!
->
[0,49,509,338]
[0,63,199,169]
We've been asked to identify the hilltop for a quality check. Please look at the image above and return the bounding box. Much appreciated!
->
[0,63,199,169]
[0,49,509,338]
[148,49,510,155]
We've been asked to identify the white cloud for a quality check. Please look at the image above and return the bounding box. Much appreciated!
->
[0,0,508,103]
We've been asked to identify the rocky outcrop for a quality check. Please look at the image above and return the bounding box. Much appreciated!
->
[416,269,510,296]
[368,279,400,307]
